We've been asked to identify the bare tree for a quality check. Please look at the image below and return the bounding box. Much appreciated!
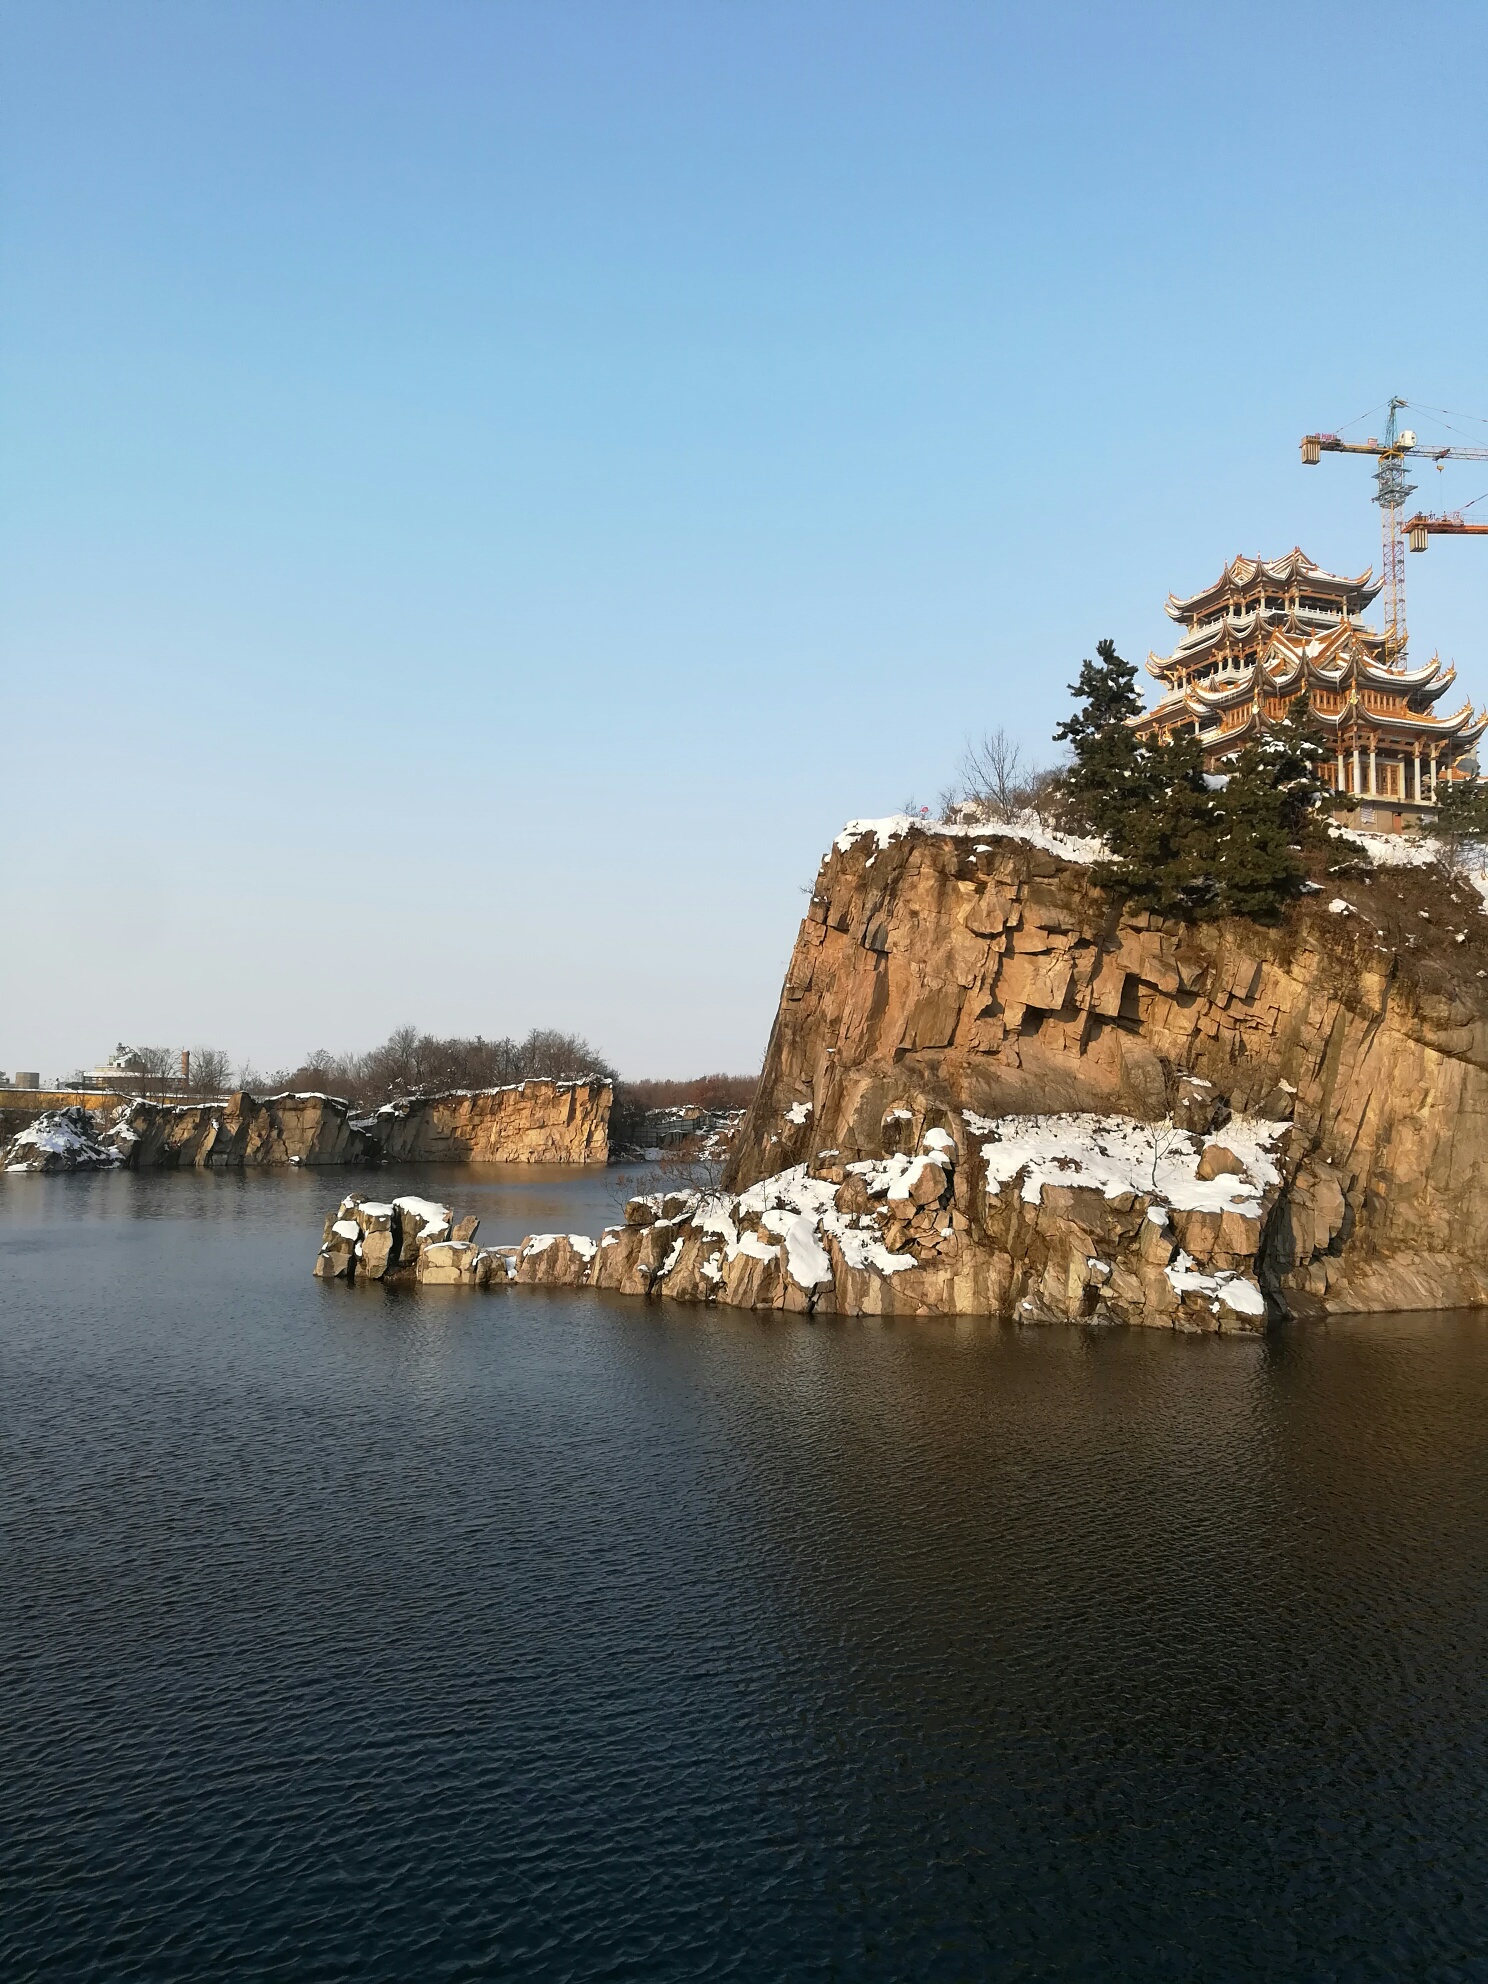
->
[948,727,1065,827]
[188,1047,232,1098]
[517,1027,615,1083]
[656,1135,730,1197]
[1019,765,1065,826]
[605,1131,732,1221]
[131,1046,176,1100]
[266,1024,619,1107]
[1147,1121,1189,1196]
[962,728,1027,818]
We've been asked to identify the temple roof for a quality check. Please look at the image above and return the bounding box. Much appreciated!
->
[1149,624,1455,702]
[1135,684,1486,749]
[1153,607,1389,671]
[1165,548,1381,626]
[1151,699,1488,756]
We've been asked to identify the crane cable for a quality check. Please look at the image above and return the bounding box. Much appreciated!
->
[1331,399,1391,435]
[1409,403,1488,428]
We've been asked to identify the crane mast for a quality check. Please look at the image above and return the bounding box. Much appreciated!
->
[1374,398,1414,661]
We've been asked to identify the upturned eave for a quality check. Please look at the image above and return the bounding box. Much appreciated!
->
[1164,547,1381,625]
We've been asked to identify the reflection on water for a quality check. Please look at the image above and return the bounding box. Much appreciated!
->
[0,1157,623,1237]
[3,1173,1488,1979]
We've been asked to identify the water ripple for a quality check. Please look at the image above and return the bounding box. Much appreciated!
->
[2,1172,1488,1977]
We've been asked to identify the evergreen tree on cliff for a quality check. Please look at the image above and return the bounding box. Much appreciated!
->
[1210,697,1333,921]
[1053,655,1335,923]
[1109,725,1222,918]
[1053,639,1218,915]
[1053,639,1153,837]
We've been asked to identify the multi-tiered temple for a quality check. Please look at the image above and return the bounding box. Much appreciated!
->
[1133,548,1485,829]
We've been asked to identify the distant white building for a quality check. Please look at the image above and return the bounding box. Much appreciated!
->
[82,1045,152,1092]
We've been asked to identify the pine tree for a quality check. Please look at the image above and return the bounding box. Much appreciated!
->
[1053,640,1158,842]
[1099,726,1221,917]
[1208,761,1299,921]
[1051,657,1340,924]
[1055,638,1144,744]
[1208,696,1333,921]
[1258,693,1335,844]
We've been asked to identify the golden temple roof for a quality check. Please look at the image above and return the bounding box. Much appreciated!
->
[1165,547,1381,625]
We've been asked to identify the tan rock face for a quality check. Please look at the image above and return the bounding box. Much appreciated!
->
[307,1113,1273,1329]
[372,1083,610,1165]
[511,1234,600,1286]
[112,1079,610,1169]
[121,1092,376,1169]
[312,1193,506,1286]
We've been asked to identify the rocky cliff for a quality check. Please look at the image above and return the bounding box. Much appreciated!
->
[117,1090,375,1167]
[371,1082,610,1164]
[5,1080,611,1170]
[725,817,1488,1317]
[313,819,1488,1328]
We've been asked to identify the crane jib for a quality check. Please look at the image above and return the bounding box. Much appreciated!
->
[1299,399,1488,630]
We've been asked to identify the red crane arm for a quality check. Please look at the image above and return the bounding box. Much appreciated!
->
[1302,434,1488,464]
[1404,513,1488,550]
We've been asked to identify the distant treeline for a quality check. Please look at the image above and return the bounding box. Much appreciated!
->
[103,1028,758,1129]
[258,1030,758,1132]
[270,1026,616,1106]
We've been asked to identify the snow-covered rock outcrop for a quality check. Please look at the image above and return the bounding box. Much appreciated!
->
[310,1110,1284,1331]
[2,1107,120,1173]
[2,1081,612,1172]
[314,1194,503,1285]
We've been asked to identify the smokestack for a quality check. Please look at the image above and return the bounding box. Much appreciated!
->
[181,1049,190,1086]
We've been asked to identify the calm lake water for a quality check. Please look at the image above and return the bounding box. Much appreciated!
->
[4,1166,1488,1980]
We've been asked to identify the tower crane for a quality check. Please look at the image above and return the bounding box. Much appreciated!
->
[1300,396,1488,662]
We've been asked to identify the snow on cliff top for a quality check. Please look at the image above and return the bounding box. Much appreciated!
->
[834,813,1107,867]
[833,813,1488,912]
[1330,827,1439,870]
[1332,827,1488,911]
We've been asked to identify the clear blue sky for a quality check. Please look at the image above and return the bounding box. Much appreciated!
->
[4,0,1485,1079]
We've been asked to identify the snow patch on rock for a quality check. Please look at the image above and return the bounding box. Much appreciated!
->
[2,1107,121,1172]
[966,1110,1281,1214]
